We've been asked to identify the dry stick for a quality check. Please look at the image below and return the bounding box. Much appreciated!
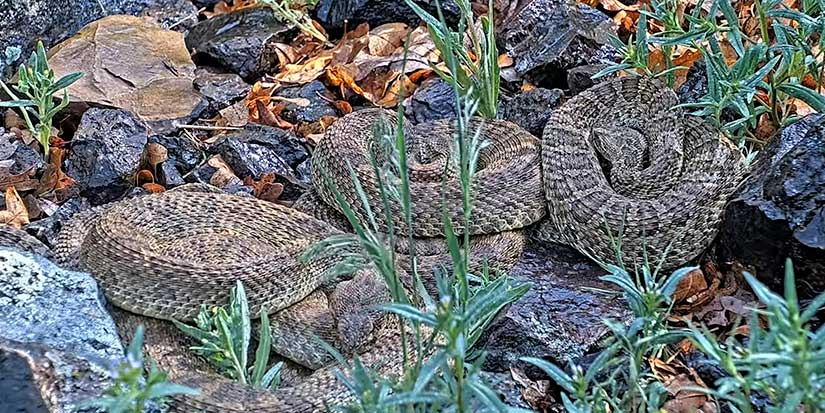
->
[173,123,243,131]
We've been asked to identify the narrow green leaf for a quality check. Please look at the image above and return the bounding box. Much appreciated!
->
[520,357,576,393]
[250,306,272,387]
[779,83,825,112]
[145,382,200,399]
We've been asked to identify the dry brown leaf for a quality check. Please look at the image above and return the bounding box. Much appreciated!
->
[136,169,155,185]
[0,186,29,228]
[243,172,284,202]
[275,54,334,83]
[498,53,514,68]
[368,23,409,56]
[755,113,779,142]
[510,367,554,411]
[377,73,417,107]
[334,100,353,114]
[662,374,715,413]
[327,64,366,96]
[207,155,240,188]
[601,0,641,11]
[674,268,709,303]
[145,143,168,167]
[246,81,276,120]
[142,183,166,193]
[35,147,75,195]
[205,0,259,18]
[789,97,817,117]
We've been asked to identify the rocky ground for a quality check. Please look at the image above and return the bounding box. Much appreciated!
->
[0,0,823,411]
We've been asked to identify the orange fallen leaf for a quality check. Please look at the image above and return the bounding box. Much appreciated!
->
[327,64,366,96]
[136,169,155,186]
[0,186,29,229]
[498,53,514,68]
[142,183,165,193]
[36,147,75,195]
[674,268,709,303]
[204,0,258,18]
[246,81,276,120]
[334,100,353,114]
[243,172,284,202]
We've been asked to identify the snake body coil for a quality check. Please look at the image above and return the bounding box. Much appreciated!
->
[39,78,745,412]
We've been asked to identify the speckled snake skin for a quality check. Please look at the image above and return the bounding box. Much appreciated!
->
[40,77,744,412]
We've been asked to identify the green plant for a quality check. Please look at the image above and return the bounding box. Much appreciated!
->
[687,259,825,413]
[0,41,82,160]
[405,0,500,119]
[80,325,199,413]
[174,281,283,389]
[595,0,825,148]
[523,249,692,413]
[259,0,328,43]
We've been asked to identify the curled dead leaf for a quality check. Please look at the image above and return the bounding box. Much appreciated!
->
[142,183,165,193]
[0,186,29,229]
[207,155,241,188]
[243,172,284,202]
[334,100,353,114]
[145,142,168,167]
[136,169,156,188]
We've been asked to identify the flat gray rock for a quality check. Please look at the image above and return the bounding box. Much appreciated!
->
[0,249,122,412]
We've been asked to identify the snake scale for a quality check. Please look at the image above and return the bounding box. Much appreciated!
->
[19,77,743,412]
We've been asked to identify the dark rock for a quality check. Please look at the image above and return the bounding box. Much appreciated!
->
[501,88,563,137]
[0,249,123,412]
[159,161,186,187]
[315,0,459,31]
[210,124,309,175]
[498,0,614,76]
[479,371,533,410]
[136,0,199,32]
[192,0,222,8]
[0,342,50,413]
[0,226,52,259]
[148,134,204,174]
[0,0,197,80]
[65,108,148,205]
[277,81,339,124]
[0,129,45,176]
[404,77,456,124]
[677,59,708,105]
[566,63,612,95]
[209,124,310,199]
[478,242,630,373]
[296,158,313,186]
[185,7,293,81]
[719,114,825,297]
[194,67,251,117]
[24,197,90,248]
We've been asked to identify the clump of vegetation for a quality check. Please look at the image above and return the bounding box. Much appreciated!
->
[174,281,284,389]
[81,325,199,413]
[260,0,328,43]
[405,0,500,119]
[0,41,82,161]
[687,259,825,412]
[524,251,692,413]
[597,0,825,150]
[525,251,825,412]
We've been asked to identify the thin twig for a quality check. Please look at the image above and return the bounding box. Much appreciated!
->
[173,123,243,131]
